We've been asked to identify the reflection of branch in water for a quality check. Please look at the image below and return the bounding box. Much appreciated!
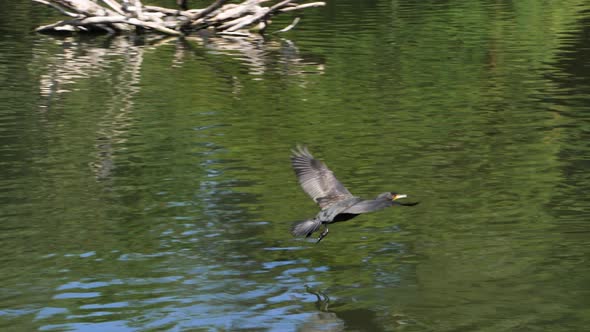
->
[33,34,324,180]
[184,35,325,78]
[35,34,168,109]
[37,39,111,108]
[92,36,144,182]
[33,35,155,181]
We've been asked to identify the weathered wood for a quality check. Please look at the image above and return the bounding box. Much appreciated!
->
[211,0,258,22]
[275,16,300,33]
[268,0,294,12]
[144,5,201,17]
[192,0,226,20]
[223,0,295,32]
[33,0,326,36]
[48,0,114,16]
[99,0,125,15]
[130,0,145,20]
[280,3,326,12]
[33,0,80,17]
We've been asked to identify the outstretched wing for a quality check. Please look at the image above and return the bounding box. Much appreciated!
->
[290,146,354,209]
[342,198,420,214]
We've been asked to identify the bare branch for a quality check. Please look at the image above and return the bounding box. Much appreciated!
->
[274,16,300,33]
[99,0,125,15]
[126,18,182,35]
[225,8,269,32]
[33,0,325,36]
[131,0,145,19]
[280,2,326,12]
[144,5,201,17]
[33,0,80,18]
[268,0,294,13]
[193,0,227,20]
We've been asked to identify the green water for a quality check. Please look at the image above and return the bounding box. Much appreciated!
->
[1,1,590,331]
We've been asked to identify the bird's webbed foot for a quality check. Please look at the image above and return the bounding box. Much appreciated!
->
[316,226,329,244]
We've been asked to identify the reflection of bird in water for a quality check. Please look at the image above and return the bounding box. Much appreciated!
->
[303,285,389,332]
[306,285,330,311]
[290,146,418,243]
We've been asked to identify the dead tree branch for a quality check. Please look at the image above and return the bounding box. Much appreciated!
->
[33,0,325,36]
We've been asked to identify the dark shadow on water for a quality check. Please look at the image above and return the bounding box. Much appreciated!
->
[302,285,388,332]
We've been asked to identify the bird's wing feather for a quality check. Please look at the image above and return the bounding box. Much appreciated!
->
[340,199,393,214]
[291,146,354,209]
[342,199,420,214]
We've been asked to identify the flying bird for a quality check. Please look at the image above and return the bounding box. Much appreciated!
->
[290,146,418,243]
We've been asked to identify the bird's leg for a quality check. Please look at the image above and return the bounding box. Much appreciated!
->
[316,225,329,244]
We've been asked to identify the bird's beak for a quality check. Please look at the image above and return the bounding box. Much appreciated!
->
[393,194,407,200]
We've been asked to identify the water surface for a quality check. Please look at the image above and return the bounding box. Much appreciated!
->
[1,1,590,331]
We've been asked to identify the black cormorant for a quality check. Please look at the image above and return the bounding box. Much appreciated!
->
[290,146,418,243]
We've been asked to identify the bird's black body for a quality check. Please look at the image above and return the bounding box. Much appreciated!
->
[331,213,359,223]
[290,146,418,243]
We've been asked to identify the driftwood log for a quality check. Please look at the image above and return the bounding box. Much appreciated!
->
[33,0,325,36]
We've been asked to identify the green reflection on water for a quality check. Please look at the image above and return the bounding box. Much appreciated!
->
[1,0,590,331]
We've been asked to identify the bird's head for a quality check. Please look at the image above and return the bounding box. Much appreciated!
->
[378,192,419,206]
[377,192,407,200]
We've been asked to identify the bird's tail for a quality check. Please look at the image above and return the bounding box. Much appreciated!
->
[291,218,322,237]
